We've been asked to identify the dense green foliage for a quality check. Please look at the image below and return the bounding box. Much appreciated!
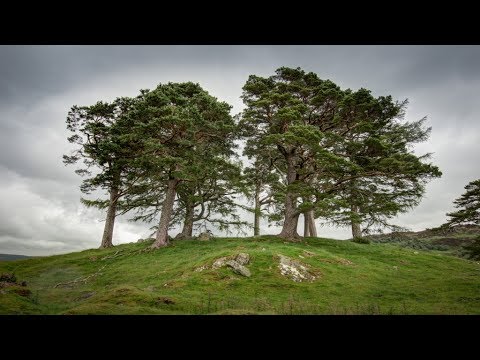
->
[446,179,480,226]
[443,179,480,260]
[463,237,480,260]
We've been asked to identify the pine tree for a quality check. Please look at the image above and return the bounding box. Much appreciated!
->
[445,179,480,260]
[63,97,139,248]
[241,68,442,239]
[446,179,480,226]
[126,82,237,249]
[240,67,349,239]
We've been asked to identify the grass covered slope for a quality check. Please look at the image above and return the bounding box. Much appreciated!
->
[1,236,479,314]
[366,225,480,259]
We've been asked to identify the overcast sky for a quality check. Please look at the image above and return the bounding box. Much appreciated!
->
[1,45,479,256]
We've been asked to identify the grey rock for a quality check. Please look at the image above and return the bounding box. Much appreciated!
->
[226,260,251,277]
[235,253,250,265]
[212,256,230,269]
[278,255,316,282]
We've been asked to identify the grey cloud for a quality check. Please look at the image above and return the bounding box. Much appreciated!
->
[1,45,479,255]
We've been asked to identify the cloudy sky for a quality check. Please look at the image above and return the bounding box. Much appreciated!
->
[1,45,479,256]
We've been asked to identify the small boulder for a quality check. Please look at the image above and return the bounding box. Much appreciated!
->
[235,253,250,265]
[212,256,230,269]
[226,260,251,277]
[278,255,316,282]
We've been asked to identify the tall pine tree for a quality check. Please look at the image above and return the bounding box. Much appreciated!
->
[63,97,139,248]
[126,82,237,249]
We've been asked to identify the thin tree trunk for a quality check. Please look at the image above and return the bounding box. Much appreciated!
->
[351,204,362,238]
[179,202,194,239]
[100,185,119,249]
[254,182,261,236]
[152,178,179,249]
[303,213,310,237]
[279,154,300,240]
[308,210,317,237]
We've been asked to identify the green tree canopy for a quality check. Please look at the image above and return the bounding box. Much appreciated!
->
[446,179,480,226]
[124,82,238,248]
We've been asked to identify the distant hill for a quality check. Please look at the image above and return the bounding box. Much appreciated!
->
[0,254,31,261]
[1,235,479,314]
[365,224,480,258]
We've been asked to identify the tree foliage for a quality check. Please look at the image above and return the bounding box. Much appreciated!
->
[64,67,444,249]
[63,97,140,247]
[122,82,239,248]
[446,179,480,226]
[240,67,441,239]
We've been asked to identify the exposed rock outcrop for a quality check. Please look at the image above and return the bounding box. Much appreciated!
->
[226,260,251,277]
[277,255,316,282]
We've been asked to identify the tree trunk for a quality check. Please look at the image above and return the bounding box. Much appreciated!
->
[152,178,179,249]
[303,213,310,237]
[279,154,300,240]
[308,210,317,237]
[179,202,194,239]
[99,182,119,249]
[351,204,362,238]
[254,182,261,236]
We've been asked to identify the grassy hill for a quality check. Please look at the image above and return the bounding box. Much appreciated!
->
[1,236,479,314]
[366,224,480,258]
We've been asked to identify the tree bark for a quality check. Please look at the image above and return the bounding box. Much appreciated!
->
[303,213,310,237]
[279,154,300,240]
[179,202,194,239]
[99,185,119,248]
[351,204,362,238]
[152,178,179,249]
[254,182,261,236]
[308,210,317,237]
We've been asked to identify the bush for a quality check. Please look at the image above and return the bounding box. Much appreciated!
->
[352,237,370,244]
[463,236,480,260]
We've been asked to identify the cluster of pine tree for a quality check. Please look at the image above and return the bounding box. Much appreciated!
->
[64,67,442,249]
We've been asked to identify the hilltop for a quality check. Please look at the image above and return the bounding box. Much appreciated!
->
[1,235,479,315]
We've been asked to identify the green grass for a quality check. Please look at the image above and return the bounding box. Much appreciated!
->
[1,236,479,314]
